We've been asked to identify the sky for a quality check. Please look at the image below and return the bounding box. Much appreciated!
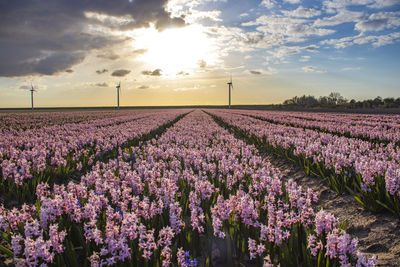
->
[0,0,399,108]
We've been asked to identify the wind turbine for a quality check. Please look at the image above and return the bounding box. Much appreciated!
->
[30,83,36,111]
[116,82,121,110]
[227,75,233,109]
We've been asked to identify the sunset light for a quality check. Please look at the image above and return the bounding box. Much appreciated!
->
[133,24,218,76]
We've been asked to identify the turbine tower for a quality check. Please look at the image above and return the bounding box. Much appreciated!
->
[116,82,121,110]
[227,75,233,109]
[30,84,36,111]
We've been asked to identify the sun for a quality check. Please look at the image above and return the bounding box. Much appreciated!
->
[132,24,218,76]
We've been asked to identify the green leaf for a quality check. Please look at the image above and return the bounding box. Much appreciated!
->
[376,200,396,214]
[0,244,13,257]
[353,196,365,207]
[339,220,348,230]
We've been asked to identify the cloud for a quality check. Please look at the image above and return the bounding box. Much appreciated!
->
[354,12,400,32]
[132,49,147,55]
[321,32,400,48]
[0,0,185,77]
[314,10,364,27]
[249,70,262,75]
[97,52,119,60]
[95,82,108,87]
[177,71,190,76]
[141,69,162,76]
[305,45,319,51]
[65,69,74,73]
[282,7,322,18]
[355,19,388,32]
[322,0,399,12]
[173,85,200,92]
[300,55,311,62]
[112,69,131,77]
[243,15,335,46]
[342,67,361,71]
[182,10,222,24]
[19,85,30,90]
[284,0,301,4]
[198,60,207,68]
[96,69,109,74]
[260,0,276,8]
[302,66,326,73]
[137,85,149,89]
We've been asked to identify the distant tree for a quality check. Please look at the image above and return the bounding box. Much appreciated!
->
[383,97,395,108]
[281,93,397,109]
[327,92,347,105]
[372,96,383,107]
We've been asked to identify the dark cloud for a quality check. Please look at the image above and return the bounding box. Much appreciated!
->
[249,70,262,75]
[96,69,109,74]
[65,69,74,73]
[112,69,131,77]
[95,82,108,87]
[0,0,185,77]
[198,60,207,68]
[19,85,30,90]
[133,49,147,55]
[97,52,119,60]
[177,71,189,76]
[355,19,387,32]
[137,85,149,89]
[141,69,162,76]
[305,45,319,51]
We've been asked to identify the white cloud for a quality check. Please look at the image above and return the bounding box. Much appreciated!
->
[342,67,361,71]
[323,0,399,11]
[173,85,200,91]
[242,15,334,46]
[185,10,223,23]
[355,32,400,47]
[270,46,302,58]
[355,11,400,32]
[284,0,301,4]
[300,55,311,62]
[282,7,322,18]
[314,9,364,26]
[302,66,326,73]
[321,32,400,48]
[260,0,276,8]
[368,0,400,8]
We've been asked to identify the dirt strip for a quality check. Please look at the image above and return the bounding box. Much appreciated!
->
[264,154,400,266]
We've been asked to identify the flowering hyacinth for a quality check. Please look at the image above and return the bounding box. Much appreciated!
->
[315,210,338,236]
[209,109,400,201]
[0,110,376,266]
[248,238,265,259]
[177,248,198,267]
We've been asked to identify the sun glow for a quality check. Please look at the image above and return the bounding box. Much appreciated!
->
[133,24,218,76]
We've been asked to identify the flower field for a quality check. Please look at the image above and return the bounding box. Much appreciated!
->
[207,110,400,218]
[1,109,394,266]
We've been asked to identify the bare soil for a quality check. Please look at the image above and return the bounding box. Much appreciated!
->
[266,155,400,266]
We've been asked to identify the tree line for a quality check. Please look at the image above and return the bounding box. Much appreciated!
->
[282,92,400,109]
